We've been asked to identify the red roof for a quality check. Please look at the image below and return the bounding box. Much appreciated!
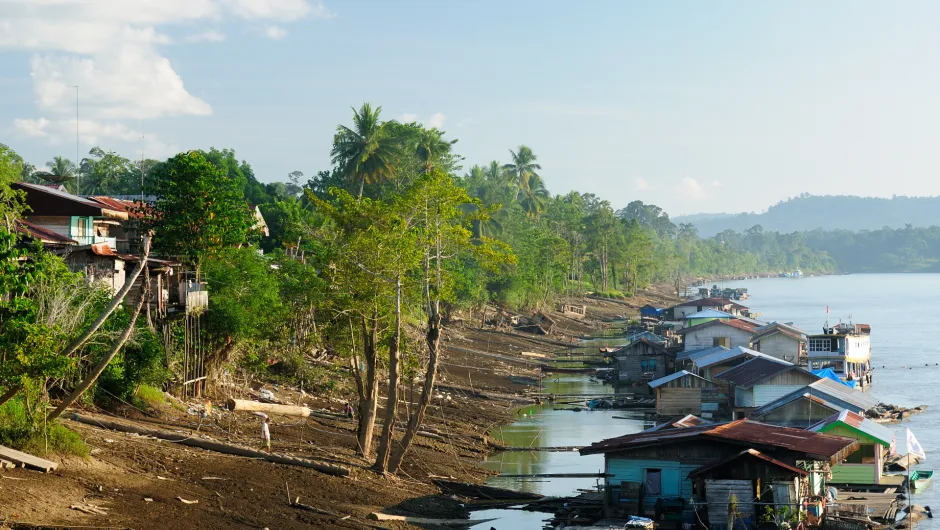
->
[14,219,76,245]
[89,243,138,261]
[580,419,858,463]
[677,318,757,335]
[89,196,146,219]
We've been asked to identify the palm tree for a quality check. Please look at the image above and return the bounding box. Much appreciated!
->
[43,156,77,184]
[503,146,549,218]
[330,103,399,198]
[416,128,459,174]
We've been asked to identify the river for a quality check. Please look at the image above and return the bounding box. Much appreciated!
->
[472,273,940,530]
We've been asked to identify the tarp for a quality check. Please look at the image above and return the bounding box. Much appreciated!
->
[812,368,856,389]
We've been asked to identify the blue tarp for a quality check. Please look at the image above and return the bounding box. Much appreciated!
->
[812,368,857,389]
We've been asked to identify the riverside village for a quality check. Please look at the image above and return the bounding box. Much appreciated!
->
[1,182,932,530]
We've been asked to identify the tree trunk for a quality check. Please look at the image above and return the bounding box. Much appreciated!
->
[60,234,152,359]
[388,309,442,473]
[0,385,20,408]
[356,311,379,456]
[48,279,148,421]
[374,276,402,473]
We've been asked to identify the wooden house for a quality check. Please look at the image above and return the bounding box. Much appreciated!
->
[13,182,128,249]
[615,338,674,385]
[807,322,873,387]
[750,322,807,364]
[580,419,859,520]
[714,358,820,416]
[749,378,880,426]
[678,319,757,350]
[14,218,78,248]
[648,371,720,417]
[809,411,894,485]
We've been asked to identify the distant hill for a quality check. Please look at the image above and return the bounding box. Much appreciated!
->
[673,194,940,236]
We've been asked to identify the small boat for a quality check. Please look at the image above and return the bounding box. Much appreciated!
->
[911,470,934,491]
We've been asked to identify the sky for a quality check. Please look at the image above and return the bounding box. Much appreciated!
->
[3,1,940,216]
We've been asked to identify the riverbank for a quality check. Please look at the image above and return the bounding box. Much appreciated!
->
[0,290,674,530]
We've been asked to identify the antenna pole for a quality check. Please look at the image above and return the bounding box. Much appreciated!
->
[72,85,79,193]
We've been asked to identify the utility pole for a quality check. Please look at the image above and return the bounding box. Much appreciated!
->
[71,85,79,193]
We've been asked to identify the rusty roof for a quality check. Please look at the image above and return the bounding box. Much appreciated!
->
[14,219,77,245]
[687,448,808,479]
[752,322,807,342]
[646,414,713,432]
[89,196,146,219]
[677,318,757,336]
[580,419,859,463]
[714,357,816,388]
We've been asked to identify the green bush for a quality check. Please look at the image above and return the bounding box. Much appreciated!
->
[97,323,168,404]
[0,398,88,457]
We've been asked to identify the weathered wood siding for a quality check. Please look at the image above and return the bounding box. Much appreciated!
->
[753,333,802,362]
[656,387,702,416]
[734,387,755,408]
[830,463,876,484]
[616,342,670,382]
[755,398,838,427]
[606,457,699,504]
[705,479,754,530]
[24,215,71,237]
[684,326,753,351]
[753,385,808,407]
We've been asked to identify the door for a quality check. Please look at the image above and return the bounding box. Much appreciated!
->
[645,469,662,496]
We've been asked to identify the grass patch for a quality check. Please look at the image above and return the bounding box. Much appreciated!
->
[0,398,89,457]
[135,384,168,407]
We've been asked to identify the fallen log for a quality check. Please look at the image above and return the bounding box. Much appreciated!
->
[69,413,349,477]
[367,512,496,526]
[226,399,311,417]
[0,445,58,472]
[432,479,543,501]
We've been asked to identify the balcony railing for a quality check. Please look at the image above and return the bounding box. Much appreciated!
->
[73,235,118,248]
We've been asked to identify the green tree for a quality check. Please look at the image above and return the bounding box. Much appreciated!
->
[145,151,255,277]
[503,146,548,218]
[0,144,26,223]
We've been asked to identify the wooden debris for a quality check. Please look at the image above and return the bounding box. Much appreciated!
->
[432,479,543,501]
[177,497,199,504]
[70,413,350,477]
[0,459,17,469]
[0,444,58,472]
[226,399,311,417]
[70,503,109,515]
[367,512,496,526]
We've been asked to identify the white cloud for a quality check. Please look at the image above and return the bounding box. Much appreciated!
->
[3,0,327,151]
[678,177,709,200]
[186,30,226,43]
[710,180,723,188]
[427,112,446,129]
[14,117,177,159]
[634,177,650,191]
[263,25,288,40]
[401,113,418,123]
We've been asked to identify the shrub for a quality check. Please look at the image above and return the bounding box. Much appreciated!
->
[0,398,88,457]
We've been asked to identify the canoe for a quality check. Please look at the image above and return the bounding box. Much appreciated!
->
[911,470,933,492]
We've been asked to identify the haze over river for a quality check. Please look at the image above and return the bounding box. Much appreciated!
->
[472,274,940,530]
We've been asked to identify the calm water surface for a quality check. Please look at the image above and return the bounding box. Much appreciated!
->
[474,274,940,529]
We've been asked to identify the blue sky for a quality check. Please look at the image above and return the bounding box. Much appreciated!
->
[3,1,940,216]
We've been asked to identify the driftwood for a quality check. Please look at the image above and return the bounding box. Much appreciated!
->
[432,479,543,501]
[367,512,495,526]
[0,445,58,472]
[69,413,349,477]
[226,399,311,417]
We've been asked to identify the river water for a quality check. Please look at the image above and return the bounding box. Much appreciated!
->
[472,273,940,530]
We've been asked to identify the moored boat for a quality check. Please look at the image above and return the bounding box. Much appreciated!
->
[911,469,933,492]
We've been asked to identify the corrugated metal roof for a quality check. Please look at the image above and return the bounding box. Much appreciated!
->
[648,370,713,388]
[617,337,668,356]
[14,219,77,245]
[677,318,757,336]
[677,345,729,362]
[808,410,894,446]
[807,378,880,411]
[683,309,735,320]
[688,448,808,478]
[674,298,730,308]
[694,346,785,370]
[750,391,845,418]
[14,182,126,219]
[580,419,859,463]
[646,414,713,432]
[89,196,146,219]
[714,357,815,388]
[752,322,807,342]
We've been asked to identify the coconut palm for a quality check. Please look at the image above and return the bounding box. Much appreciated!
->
[330,103,399,198]
[43,156,77,184]
[503,146,549,218]
[416,128,459,174]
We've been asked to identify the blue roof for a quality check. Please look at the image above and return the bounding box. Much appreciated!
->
[812,368,857,389]
[683,309,734,320]
[640,305,664,316]
[677,345,729,362]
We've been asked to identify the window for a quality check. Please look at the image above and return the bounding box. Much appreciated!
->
[641,359,657,372]
[844,444,876,464]
[713,336,730,348]
[809,338,830,352]
[645,469,662,496]
[76,217,88,237]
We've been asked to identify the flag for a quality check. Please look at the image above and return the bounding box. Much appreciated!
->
[907,428,927,461]
[889,433,897,456]
[826,305,830,314]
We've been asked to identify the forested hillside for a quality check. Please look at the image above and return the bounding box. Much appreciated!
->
[676,194,940,236]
